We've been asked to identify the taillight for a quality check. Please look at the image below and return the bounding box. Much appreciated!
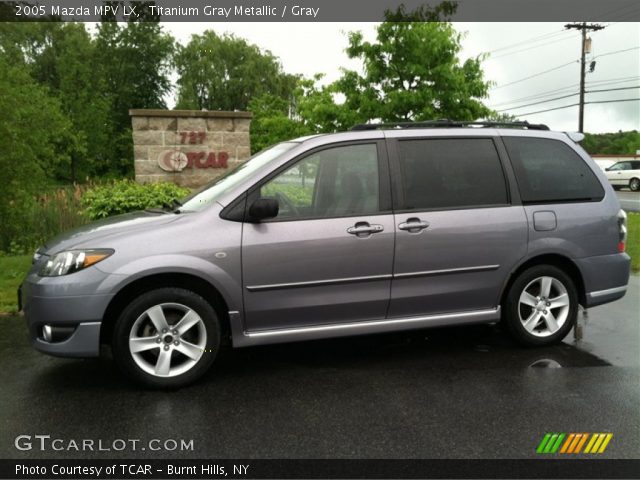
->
[617,209,627,253]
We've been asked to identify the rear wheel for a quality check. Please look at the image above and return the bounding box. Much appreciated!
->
[629,178,640,192]
[612,185,622,191]
[503,265,578,346]
[112,288,220,388]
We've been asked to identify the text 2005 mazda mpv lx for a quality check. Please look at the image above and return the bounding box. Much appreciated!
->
[20,121,631,387]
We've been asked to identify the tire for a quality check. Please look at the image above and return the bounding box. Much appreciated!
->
[629,178,640,192]
[612,185,622,191]
[502,265,578,347]
[112,287,220,388]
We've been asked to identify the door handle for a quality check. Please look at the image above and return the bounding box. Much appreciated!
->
[347,222,384,237]
[398,218,430,233]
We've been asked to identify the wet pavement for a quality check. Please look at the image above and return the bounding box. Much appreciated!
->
[1,277,638,460]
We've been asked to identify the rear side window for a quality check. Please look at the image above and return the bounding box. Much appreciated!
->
[503,137,604,203]
[397,138,508,210]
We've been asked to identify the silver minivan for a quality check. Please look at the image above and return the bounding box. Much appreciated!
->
[20,121,631,387]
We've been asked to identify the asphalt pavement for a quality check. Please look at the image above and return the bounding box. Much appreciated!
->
[617,191,640,212]
[1,277,638,460]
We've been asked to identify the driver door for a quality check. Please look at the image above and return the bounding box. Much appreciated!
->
[241,141,395,332]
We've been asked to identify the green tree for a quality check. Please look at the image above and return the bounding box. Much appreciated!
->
[336,22,491,126]
[582,131,640,155]
[0,19,173,180]
[295,76,362,133]
[0,56,72,250]
[248,92,314,153]
[484,111,522,123]
[0,22,101,182]
[174,31,297,111]
[95,18,174,176]
[54,24,111,181]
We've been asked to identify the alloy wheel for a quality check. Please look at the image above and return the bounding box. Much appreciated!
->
[518,276,570,338]
[128,302,207,377]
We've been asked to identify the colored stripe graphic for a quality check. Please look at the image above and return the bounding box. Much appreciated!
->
[584,434,599,453]
[550,433,565,453]
[598,434,613,453]
[537,433,566,454]
[574,433,589,453]
[567,433,583,453]
[560,433,575,453]
[585,433,614,454]
[538,433,613,454]
[536,433,552,453]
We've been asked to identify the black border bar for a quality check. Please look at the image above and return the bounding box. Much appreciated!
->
[3,459,640,479]
[2,0,640,22]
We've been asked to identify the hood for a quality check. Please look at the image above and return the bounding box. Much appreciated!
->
[41,210,185,255]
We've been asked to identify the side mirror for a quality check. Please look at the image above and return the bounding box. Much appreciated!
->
[248,197,279,222]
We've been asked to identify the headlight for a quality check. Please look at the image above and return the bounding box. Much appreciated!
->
[39,249,114,277]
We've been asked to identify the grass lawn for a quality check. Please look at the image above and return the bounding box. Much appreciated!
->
[0,214,638,314]
[0,255,31,314]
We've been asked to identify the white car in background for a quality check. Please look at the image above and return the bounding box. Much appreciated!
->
[605,160,640,192]
[594,159,616,171]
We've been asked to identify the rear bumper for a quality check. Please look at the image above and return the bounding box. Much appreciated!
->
[576,253,631,308]
[585,285,628,308]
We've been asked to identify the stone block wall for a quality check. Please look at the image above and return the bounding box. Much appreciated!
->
[130,109,252,188]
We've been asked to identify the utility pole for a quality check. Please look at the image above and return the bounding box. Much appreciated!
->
[565,22,605,132]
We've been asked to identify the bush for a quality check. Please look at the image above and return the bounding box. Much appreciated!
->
[81,180,190,220]
[0,184,90,254]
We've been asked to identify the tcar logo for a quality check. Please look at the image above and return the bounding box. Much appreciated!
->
[157,150,229,172]
[158,150,188,172]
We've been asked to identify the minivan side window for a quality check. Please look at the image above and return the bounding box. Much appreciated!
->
[396,138,508,210]
[260,143,380,220]
[503,137,604,204]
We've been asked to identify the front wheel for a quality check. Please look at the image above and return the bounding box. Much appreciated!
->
[629,178,640,192]
[502,265,578,346]
[112,288,220,388]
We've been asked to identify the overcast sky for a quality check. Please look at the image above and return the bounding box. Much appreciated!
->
[162,22,639,133]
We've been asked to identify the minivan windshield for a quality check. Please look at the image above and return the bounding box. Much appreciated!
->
[180,142,299,211]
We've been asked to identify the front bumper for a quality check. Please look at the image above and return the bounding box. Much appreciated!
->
[21,270,114,358]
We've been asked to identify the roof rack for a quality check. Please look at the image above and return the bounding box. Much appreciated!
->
[350,120,550,131]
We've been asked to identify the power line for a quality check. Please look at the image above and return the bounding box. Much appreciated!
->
[513,98,640,117]
[586,86,640,94]
[497,92,578,112]
[491,60,579,90]
[497,86,640,112]
[593,46,640,59]
[485,29,570,55]
[487,33,579,61]
[489,83,580,107]
[490,79,640,110]
[586,75,640,86]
